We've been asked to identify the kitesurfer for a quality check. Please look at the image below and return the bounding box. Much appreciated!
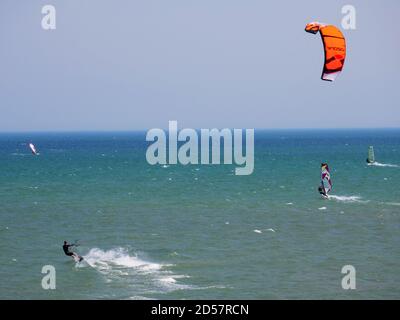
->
[63,241,79,259]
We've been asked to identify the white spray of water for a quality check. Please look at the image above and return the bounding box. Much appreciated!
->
[78,247,191,294]
[368,162,398,168]
[328,195,367,203]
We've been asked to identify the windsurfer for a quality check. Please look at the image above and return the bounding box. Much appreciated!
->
[318,185,326,196]
[319,163,331,198]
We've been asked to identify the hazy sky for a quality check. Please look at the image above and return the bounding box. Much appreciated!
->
[0,0,399,131]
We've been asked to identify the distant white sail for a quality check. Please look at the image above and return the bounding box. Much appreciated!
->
[367,146,375,163]
[29,143,38,155]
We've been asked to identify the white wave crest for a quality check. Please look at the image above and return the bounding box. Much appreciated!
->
[385,202,400,206]
[10,153,28,156]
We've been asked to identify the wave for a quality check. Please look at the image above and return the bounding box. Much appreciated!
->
[78,247,192,295]
[127,296,155,300]
[254,228,275,233]
[10,153,28,157]
[384,202,400,206]
[190,284,229,291]
[368,162,399,168]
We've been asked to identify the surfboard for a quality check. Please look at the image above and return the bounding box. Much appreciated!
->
[321,194,329,200]
[73,254,83,262]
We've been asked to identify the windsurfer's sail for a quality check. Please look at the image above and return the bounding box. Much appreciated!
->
[29,143,38,155]
[367,146,375,163]
[321,163,332,195]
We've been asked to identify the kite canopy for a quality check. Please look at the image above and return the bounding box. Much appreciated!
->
[305,22,346,81]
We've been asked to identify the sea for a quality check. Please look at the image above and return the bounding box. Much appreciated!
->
[0,129,399,299]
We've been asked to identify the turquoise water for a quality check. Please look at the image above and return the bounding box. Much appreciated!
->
[0,129,399,299]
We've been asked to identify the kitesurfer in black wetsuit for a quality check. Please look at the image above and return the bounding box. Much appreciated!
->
[63,241,77,258]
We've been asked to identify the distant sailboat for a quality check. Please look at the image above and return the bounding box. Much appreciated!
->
[318,163,332,199]
[366,146,375,164]
[29,143,38,155]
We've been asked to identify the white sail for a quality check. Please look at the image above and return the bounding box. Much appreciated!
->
[29,143,38,155]
[367,146,375,163]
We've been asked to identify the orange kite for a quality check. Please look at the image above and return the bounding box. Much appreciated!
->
[305,22,346,81]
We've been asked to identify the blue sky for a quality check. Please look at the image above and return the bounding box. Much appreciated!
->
[0,0,399,131]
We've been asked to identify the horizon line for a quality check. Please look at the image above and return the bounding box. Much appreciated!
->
[1,127,400,134]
